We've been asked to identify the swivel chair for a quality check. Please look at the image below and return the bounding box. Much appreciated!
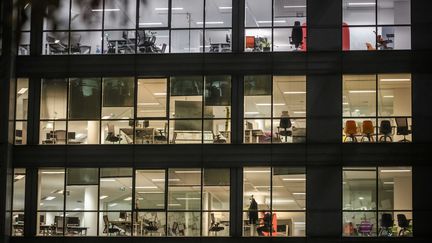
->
[208,213,225,236]
[379,213,394,237]
[290,21,303,50]
[103,215,120,236]
[379,120,393,142]
[397,214,411,236]
[344,120,358,142]
[278,114,292,142]
[361,120,375,142]
[395,117,411,142]
[105,124,122,144]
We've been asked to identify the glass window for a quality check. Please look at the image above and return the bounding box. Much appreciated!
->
[343,74,412,143]
[70,0,103,30]
[243,167,306,237]
[343,0,411,50]
[41,78,68,120]
[103,0,137,29]
[102,77,134,119]
[12,169,26,236]
[69,78,101,119]
[244,75,306,143]
[343,167,412,237]
[171,0,204,28]
[15,78,29,145]
[139,0,169,28]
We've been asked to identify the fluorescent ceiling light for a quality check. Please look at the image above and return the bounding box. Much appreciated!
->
[244,170,271,173]
[294,111,306,114]
[383,181,394,185]
[139,22,163,26]
[152,178,180,182]
[255,185,283,188]
[124,197,132,201]
[245,111,260,115]
[283,178,306,181]
[73,208,81,211]
[283,5,306,8]
[92,9,120,12]
[135,186,158,189]
[284,91,306,94]
[157,203,181,207]
[155,7,184,11]
[100,178,116,182]
[138,103,160,106]
[176,198,201,200]
[174,170,201,174]
[349,90,376,93]
[257,20,286,24]
[137,191,164,194]
[99,195,108,199]
[219,6,232,10]
[343,102,349,105]
[380,169,411,173]
[101,115,111,119]
[256,103,285,106]
[347,2,376,7]
[272,199,295,203]
[44,196,56,201]
[153,92,167,96]
[42,171,64,174]
[380,78,410,82]
[14,175,25,180]
[383,95,394,98]
[294,222,306,225]
[108,203,118,207]
[358,197,364,200]
[196,21,224,25]
[17,88,28,95]
[293,192,306,195]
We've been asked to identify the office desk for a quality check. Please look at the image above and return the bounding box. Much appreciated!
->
[39,225,55,235]
[120,127,157,144]
[107,39,136,54]
[209,43,231,52]
[110,220,132,233]
[66,226,88,235]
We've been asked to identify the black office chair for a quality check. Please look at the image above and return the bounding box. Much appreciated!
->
[290,21,303,50]
[397,214,411,236]
[278,116,292,142]
[395,117,411,142]
[208,213,225,236]
[379,120,393,142]
[103,215,120,236]
[379,213,394,237]
[46,35,68,55]
[105,124,122,144]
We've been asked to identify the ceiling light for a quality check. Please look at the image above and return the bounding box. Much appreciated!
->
[176,198,201,200]
[294,222,306,225]
[135,186,158,189]
[347,2,376,7]
[293,192,306,195]
[245,111,260,115]
[383,182,394,185]
[255,185,283,188]
[349,90,376,93]
[244,170,271,173]
[219,6,232,10]
[17,88,28,95]
[196,21,224,25]
[358,197,364,200]
[283,5,306,8]
[151,178,180,182]
[283,178,306,181]
[380,78,410,82]
[174,170,201,174]
[153,92,167,96]
[42,171,64,174]
[155,7,184,11]
[92,9,120,12]
[272,199,295,203]
[73,208,81,211]
[99,195,109,199]
[101,115,111,119]
[256,103,285,106]
[138,103,160,106]
[284,91,306,94]
[100,178,116,182]
[380,169,411,173]
[343,102,349,105]
[14,175,25,180]
[294,111,306,114]
[383,95,394,98]
[137,191,164,194]
[139,22,163,26]
[108,203,118,207]
[124,197,132,201]
[44,196,56,201]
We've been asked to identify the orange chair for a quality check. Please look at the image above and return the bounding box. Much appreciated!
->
[361,120,375,142]
[261,213,277,236]
[344,120,358,142]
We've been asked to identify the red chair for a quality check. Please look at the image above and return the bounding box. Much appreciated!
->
[261,213,277,236]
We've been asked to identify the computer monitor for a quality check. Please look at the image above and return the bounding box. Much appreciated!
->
[17,214,24,222]
[119,212,127,220]
[67,132,76,140]
[67,217,80,226]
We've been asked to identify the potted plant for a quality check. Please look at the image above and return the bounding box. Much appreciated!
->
[260,38,271,52]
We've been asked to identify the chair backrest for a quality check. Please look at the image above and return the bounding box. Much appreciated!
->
[395,117,409,135]
[70,33,81,46]
[103,215,109,226]
[397,214,409,228]
[107,124,115,134]
[279,117,292,129]
[380,213,393,227]
[210,213,216,225]
[55,130,67,142]
[362,120,374,134]
[344,120,357,135]
[380,120,392,134]
[291,21,303,45]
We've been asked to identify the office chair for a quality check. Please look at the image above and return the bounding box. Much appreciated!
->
[290,21,303,50]
[55,130,67,144]
[358,220,373,236]
[379,213,394,237]
[395,117,411,142]
[397,214,411,236]
[379,120,393,142]
[361,120,375,142]
[208,213,225,236]
[103,215,120,236]
[46,35,68,55]
[69,33,82,54]
[105,124,122,144]
[278,116,292,142]
[344,120,358,142]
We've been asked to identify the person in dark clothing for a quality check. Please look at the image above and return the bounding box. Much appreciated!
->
[257,212,272,236]
[248,195,258,224]
[291,21,303,50]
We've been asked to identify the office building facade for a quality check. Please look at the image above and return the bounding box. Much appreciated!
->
[1,0,431,242]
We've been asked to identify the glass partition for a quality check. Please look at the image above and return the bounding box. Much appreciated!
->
[12,169,26,236]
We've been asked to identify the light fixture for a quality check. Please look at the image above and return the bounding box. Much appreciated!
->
[174,170,201,174]
[139,22,163,26]
[42,171,65,174]
[196,21,224,25]
[135,186,158,189]
[44,196,56,201]
[255,185,283,188]
[218,6,232,10]
[380,78,410,82]
[14,175,25,180]
[283,178,306,181]
[347,2,376,7]
[92,9,120,12]
[256,103,285,106]
[383,95,394,98]
[157,203,181,207]
[138,102,160,106]
[383,181,394,185]
[153,92,167,96]
[343,102,349,105]
[283,5,306,8]
[108,203,118,207]
[151,178,180,182]
[294,222,306,225]
[293,111,306,114]
[380,169,411,173]
[245,111,260,115]
[349,90,376,93]
[124,197,132,201]
[155,7,184,11]
[293,192,306,195]
[176,198,201,200]
[99,195,109,199]
[271,199,295,203]
[284,91,306,94]
[100,178,116,182]
[137,191,164,194]
[358,197,364,200]
[244,170,271,173]
[17,88,28,95]
[73,208,81,211]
